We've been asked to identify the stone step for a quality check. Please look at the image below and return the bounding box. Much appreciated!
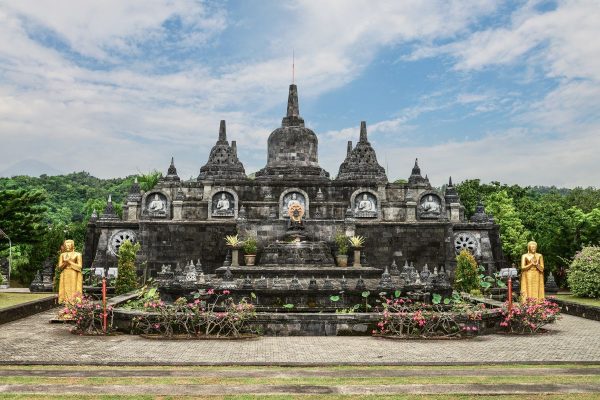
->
[215,265,383,278]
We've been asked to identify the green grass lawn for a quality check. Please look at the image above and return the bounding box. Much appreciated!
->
[555,294,600,307]
[0,292,55,309]
[1,364,599,399]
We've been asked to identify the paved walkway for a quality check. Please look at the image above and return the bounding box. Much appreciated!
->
[1,309,600,365]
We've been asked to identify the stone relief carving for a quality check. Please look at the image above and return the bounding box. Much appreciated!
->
[145,192,169,218]
[454,232,479,254]
[109,230,137,256]
[354,192,377,218]
[281,192,306,218]
[418,194,442,219]
[212,191,235,217]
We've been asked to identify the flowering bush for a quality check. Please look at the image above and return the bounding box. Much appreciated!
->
[60,295,113,335]
[375,296,485,338]
[500,298,561,334]
[133,289,257,338]
[568,246,600,298]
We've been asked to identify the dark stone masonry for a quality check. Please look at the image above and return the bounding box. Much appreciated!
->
[85,84,504,284]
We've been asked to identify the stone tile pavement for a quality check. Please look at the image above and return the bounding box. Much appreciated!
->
[0,309,599,365]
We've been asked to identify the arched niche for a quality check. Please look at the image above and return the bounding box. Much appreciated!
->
[279,188,310,220]
[349,188,380,219]
[208,187,238,219]
[417,191,445,220]
[141,190,171,219]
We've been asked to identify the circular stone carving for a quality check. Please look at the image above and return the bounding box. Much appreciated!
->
[454,233,478,255]
[109,230,137,256]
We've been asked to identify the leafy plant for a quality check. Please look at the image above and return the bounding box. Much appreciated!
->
[122,285,160,310]
[334,232,349,255]
[115,240,140,295]
[454,249,479,293]
[225,234,241,247]
[349,235,365,248]
[242,237,258,255]
[568,246,600,298]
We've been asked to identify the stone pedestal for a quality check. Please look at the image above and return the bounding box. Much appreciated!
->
[173,200,184,221]
[231,248,240,267]
[353,249,362,267]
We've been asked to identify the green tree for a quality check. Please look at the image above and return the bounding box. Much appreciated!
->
[0,189,48,251]
[115,240,140,295]
[485,190,530,265]
[454,249,479,293]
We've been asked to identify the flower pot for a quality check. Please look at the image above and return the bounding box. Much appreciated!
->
[336,255,348,268]
[244,254,256,266]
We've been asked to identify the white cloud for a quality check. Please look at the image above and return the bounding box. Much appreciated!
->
[0,0,598,189]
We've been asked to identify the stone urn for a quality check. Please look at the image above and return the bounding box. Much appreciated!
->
[244,254,256,266]
[336,254,348,268]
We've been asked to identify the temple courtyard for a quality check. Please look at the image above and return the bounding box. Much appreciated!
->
[0,309,599,398]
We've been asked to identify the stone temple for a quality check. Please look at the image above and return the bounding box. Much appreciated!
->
[85,84,503,292]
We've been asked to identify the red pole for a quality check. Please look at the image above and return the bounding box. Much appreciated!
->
[102,276,107,333]
[507,276,513,311]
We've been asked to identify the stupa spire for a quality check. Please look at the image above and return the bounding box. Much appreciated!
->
[286,84,300,118]
[359,121,368,142]
[218,120,227,142]
[347,141,353,157]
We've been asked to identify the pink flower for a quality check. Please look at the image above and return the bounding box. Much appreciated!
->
[223,290,231,295]
[207,289,215,295]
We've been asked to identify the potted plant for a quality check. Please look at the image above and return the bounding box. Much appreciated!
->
[243,237,258,266]
[349,235,365,267]
[334,232,349,267]
[225,234,242,267]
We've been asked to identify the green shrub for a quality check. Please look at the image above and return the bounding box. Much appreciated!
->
[334,232,348,255]
[454,249,479,293]
[568,246,600,298]
[243,237,258,255]
[115,240,141,295]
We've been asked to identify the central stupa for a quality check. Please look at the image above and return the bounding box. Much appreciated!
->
[255,84,330,181]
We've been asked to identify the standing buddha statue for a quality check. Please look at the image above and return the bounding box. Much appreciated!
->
[520,241,545,301]
[57,239,83,303]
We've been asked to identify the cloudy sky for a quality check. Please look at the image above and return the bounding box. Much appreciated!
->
[0,0,599,187]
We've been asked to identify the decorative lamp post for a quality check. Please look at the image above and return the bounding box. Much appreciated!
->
[0,228,11,288]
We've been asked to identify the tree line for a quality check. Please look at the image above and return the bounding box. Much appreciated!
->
[1,173,599,288]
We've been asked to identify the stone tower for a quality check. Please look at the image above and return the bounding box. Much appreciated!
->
[198,120,247,181]
[255,84,330,181]
[336,121,387,183]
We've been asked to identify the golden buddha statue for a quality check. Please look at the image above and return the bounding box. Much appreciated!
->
[520,241,545,301]
[57,239,83,303]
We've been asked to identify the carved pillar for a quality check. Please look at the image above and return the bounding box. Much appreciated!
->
[406,201,417,222]
[449,202,461,222]
[126,202,138,221]
[173,200,184,221]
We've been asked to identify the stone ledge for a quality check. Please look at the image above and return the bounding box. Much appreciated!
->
[0,295,57,325]
[553,298,600,321]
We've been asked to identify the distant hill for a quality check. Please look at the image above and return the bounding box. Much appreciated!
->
[0,159,64,178]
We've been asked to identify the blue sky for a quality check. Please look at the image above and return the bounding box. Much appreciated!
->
[0,0,599,187]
